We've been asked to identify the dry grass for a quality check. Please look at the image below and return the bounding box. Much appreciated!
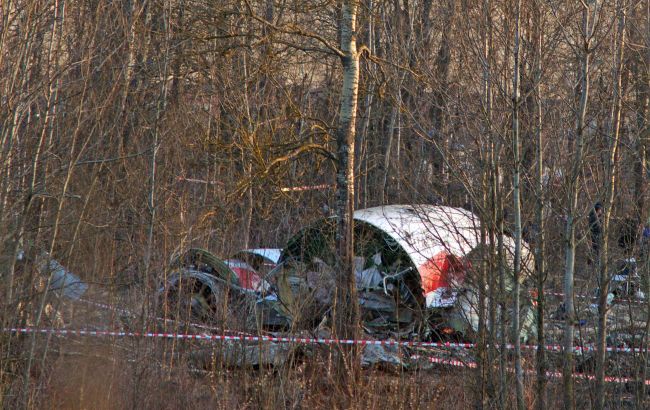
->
[38,337,469,410]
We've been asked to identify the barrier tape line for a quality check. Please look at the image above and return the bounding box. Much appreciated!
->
[7,327,650,385]
[78,299,132,317]
[410,355,650,385]
[76,292,647,349]
[3,327,473,345]
[4,326,650,354]
[73,298,650,353]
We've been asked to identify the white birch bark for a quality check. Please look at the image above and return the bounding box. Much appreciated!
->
[511,2,524,408]
[595,2,625,408]
[563,4,593,408]
[334,0,361,359]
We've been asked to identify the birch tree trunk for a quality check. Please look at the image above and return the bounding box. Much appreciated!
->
[563,4,593,408]
[635,2,650,404]
[481,1,499,401]
[534,2,547,406]
[511,2,525,408]
[477,187,488,408]
[334,0,361,382]
[497,175,507,409]
[633,0,649,226]
[595,3,626,408]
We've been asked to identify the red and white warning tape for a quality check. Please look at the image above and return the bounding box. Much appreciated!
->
[78,298,133,317]
[5,326,649,354]
[7,327,649,385]
[3,327,472,345]
[75,290,650,352]
[411,354,650,385]
[523,343,650,354]
[412,355,478,369]
[5,328,225,340]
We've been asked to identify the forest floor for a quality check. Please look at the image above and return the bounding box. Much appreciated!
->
[16,281,646,409]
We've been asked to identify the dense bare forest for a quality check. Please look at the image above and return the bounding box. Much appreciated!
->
[1,0,649,408]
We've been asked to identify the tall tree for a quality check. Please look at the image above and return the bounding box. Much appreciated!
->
[595,2,626,408]
[533,0,547,407]
[563,3,594,408]
[511,1,525,408]
[334,0,362,377]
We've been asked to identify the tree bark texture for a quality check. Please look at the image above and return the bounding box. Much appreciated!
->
[563,5,593,409]
[334,0,361,381]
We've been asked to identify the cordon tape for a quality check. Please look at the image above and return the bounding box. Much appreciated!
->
[71,298,650,354]
[410,355,650,385]
[4,327,648,386]
[3,326,650,354]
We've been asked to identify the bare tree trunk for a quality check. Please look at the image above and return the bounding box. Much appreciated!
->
[241,53,254,251]
[633,2,649,224]
[511,2,525,408]
[563,4,593,408]
[118,0,140,155]
[356,0,374,209]
[477,183,488,409]
[595,3,626,408]
[381,105,397,203]
[497,172,507,409]
[534,2,547,406]
[19,2,68,405]
[481,1,499,401]
[635,2,650,404]
[430,0,455,192]
[144,0,171,315]
[169,0,185,104]
[334,0,361,388]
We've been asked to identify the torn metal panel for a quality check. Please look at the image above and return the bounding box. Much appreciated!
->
[361,343,406,368]
[255,294,293,328]
[159,249,261,324]
[353,205,481,272]
[426,288,458,308]
[169,248,239,286]
[355,264,383,290]
[230,248,281,281]
[224,259,270,292]
[37,254,88,300]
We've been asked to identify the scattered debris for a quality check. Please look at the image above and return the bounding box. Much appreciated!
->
[158,248,258,323]
[157,206,541,368]
[361,343,406,368]
[36,253,88,300]
[190,342,295,368]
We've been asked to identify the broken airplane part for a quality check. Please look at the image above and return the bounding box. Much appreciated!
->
[159,205,537,343]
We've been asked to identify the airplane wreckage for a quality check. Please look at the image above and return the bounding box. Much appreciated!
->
[23,204,650,369]
[157,205,541,366]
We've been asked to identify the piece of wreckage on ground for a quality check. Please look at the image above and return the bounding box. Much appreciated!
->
[158,205,539,367]
[157,247,279,327]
